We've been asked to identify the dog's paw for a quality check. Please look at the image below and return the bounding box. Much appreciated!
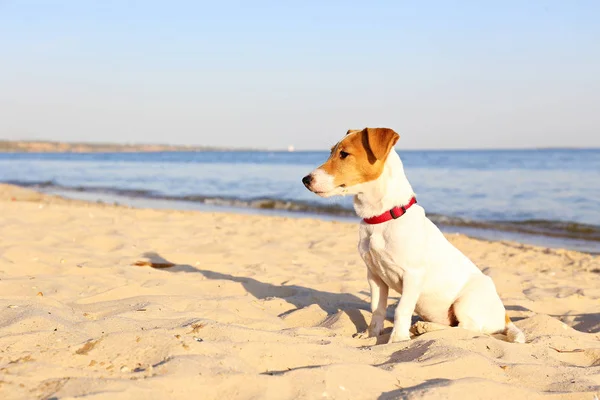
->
[410,321,450,336]
[367,320,384,337]
[388,330,411,343]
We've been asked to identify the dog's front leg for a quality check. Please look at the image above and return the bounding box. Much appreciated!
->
[367,269,389,337]
[389,270,424,343]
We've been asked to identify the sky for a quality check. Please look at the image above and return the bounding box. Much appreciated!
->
[0,1,599,150]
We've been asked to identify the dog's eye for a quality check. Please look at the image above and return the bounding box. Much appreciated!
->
[339,151,350,160]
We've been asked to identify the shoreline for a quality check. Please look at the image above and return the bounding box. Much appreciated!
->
[4,180,598,254]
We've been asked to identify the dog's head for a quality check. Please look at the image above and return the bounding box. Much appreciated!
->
[302,127,399,197]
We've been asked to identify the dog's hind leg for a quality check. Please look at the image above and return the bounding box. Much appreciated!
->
[452,274,505,335]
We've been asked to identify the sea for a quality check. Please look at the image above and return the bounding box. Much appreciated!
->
[1,149,599,253]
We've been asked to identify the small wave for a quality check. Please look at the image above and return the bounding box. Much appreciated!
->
[4,179,600,244]
[4,179,57,188]
[3,180,356,217]
[428,215,600,242]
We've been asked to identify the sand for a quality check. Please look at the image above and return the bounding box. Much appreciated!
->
[0,183,599,400]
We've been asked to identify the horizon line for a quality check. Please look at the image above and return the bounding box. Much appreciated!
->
[0,138,598,153]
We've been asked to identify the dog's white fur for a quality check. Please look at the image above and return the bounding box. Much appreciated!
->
[306,136,525,344]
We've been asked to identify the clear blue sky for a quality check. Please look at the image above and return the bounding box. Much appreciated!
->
[1,1,598,150]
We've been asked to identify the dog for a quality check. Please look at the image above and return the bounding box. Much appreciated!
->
[302,127,525,344]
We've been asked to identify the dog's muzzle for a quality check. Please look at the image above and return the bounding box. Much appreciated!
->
[302,174,313,189]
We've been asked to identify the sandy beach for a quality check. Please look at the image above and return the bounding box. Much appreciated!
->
[0,183,599,399]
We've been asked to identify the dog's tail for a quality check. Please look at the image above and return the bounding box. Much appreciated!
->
[504,313,525,343]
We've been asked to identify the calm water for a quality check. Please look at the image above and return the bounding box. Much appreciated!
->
[1,149,599,251]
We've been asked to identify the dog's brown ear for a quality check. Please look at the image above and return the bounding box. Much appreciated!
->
[346,129,361,135]
[363,128,399,163]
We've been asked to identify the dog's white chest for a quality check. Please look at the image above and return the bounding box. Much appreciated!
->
[361,231,405,293]
[369,234,387,252]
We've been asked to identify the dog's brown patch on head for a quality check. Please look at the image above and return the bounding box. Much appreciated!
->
[320,127,399,188]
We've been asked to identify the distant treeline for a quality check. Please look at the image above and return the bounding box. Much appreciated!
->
[0,140,231,153]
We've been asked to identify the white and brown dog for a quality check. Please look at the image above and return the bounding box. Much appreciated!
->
[302,127,525,344]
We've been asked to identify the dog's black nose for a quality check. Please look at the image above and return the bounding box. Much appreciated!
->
[302,175,313,187]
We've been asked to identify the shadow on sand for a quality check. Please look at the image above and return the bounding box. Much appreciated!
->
[139,252,395,334]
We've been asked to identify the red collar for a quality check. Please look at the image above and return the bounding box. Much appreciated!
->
[363,197,417,224]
